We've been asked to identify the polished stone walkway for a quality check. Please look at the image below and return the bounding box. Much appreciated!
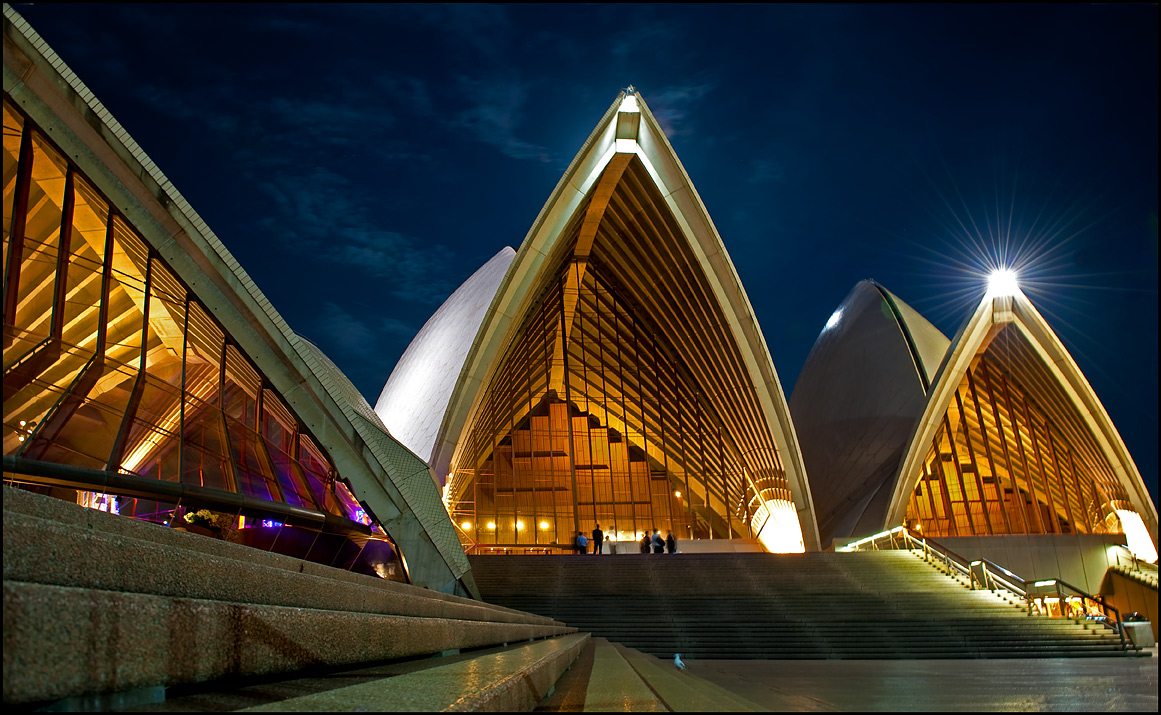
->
[685,647,1158,711]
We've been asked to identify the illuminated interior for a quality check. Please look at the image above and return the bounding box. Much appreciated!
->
[904,324,1148,550]
[2,100,405,579]
[444,156,798,552]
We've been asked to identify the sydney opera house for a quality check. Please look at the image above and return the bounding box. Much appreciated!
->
[372,99,1157,566]
[4,0,1157,587]
[3,3,1158,707]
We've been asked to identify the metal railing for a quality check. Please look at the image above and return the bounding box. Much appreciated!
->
[1110,545,1160,588]
[838,526,1128,650]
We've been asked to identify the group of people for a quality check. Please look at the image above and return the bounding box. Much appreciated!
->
[574,525,676,554]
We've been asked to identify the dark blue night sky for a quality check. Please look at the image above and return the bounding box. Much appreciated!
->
[13,4,1157,504]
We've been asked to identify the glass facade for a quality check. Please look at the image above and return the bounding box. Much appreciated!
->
[904,325,1139,539]
[2,100,404,580]
[447,247,794,553]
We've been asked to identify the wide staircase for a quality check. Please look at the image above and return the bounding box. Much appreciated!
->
[471,551,1130,659]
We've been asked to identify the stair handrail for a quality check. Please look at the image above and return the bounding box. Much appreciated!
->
[839,527,984,587]
[909,533,1031,601]
[1028,577,1127,650]
[1113,545,1142,574]
[1111,545,1160,587]
[838,526,1128,650]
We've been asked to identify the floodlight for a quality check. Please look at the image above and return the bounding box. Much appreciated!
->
[987,269,1019,297]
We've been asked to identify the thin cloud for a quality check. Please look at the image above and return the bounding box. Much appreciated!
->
[318,300,376,356]
[611,21,681,59]
[449,76,552,162]
[256,168,454,305]
[749,158,787,184]
[647,81,715,136]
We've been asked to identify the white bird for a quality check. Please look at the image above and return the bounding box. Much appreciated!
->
[674,653,687,670]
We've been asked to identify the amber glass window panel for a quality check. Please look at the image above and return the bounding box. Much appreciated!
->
[223,344,260,426]
[4,341,91,456]
[453,254,774,548]
[227,419,279,502]
[299,434,347,518]
[221,344,280,503]
[5,172,102,455]
[181,301,231,491]
[104,217,148,360]
[3,101,25,277]
[2,113,407,571]
[905,353,1136,539]
[25,337,137,471]
[262,389,315,510]
[22,213,149,472]
[8,132,68,367]
[116,257,185,480]
[61,176,108,348]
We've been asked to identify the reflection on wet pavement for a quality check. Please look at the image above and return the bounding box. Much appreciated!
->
[686,648,1158,712]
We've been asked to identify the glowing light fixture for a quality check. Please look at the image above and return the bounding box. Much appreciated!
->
[16,419,36,442]
[754,499,806,553]
[986,268,1020,297]
[674,491,682,498]
[1116,509,1158,563]
[461,521,472,530]
[515,520,524,530]
[539,520,550,530]
[486,521,496,530]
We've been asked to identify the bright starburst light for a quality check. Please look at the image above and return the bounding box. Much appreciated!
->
[986,268,1020,297]
[891,154,1146,363]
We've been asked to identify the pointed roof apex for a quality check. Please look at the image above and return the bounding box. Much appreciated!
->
[985,268,1021,299]
[431,90,821,550]
[885,286,1157,547]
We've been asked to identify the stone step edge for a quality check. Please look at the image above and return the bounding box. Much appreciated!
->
[2,580,575,705]
[3,509,561,628]
[611,641,767,712]
[582,637,665,711]
[1,486,544,625]
[239,632,591,712]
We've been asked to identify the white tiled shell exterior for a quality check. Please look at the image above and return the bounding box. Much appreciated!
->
[374,247,516,474]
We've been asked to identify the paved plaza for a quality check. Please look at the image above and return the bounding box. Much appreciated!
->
[686,648,1158,711]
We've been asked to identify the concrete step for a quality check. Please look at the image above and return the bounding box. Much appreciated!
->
[580,638,664,712]
[2,580,575,705]
[609,642,765,712]
[470,552,1129,660]
[3,486,550,628]
[3,509,560,628]
[238,633,589,712]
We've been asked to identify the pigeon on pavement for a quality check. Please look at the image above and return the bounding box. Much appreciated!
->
[674,653,687,670]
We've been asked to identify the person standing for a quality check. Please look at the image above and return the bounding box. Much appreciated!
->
[592,524,604,555]
[640,531,650,554]
[666,530,677,554]
[575,531,588,555]
[651,529,665,554]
